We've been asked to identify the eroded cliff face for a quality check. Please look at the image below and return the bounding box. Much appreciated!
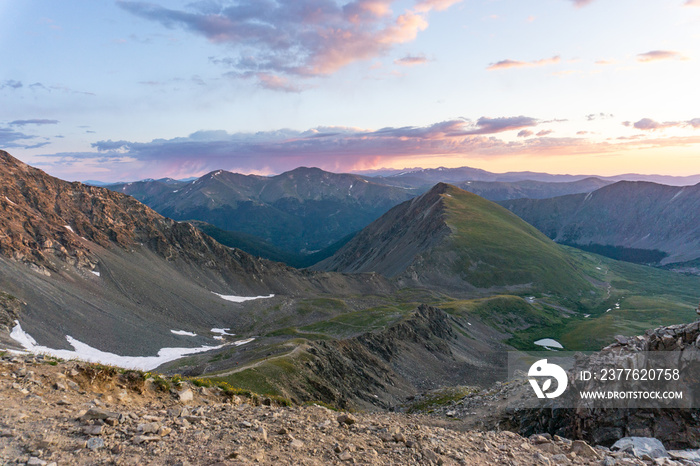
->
[0,292,22,331]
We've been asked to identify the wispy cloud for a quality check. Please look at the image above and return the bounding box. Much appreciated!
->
[394,54,428,66]
[256,73,302,93]
[0,127,38,148]
[637,50,687,63]
[9,119,59,127]
[117,0,461,91]
[586,113,614,121]
[487,55,560,71]
[622,117,700,131]
[0,80,23,90]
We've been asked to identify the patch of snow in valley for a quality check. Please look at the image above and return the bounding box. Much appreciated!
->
[10,321,223,371]
[4,196,16,206]
[534,338,564,350]
[211,328,235,336]
[171,330,197,336]
[90,270,100,277]
[213,336,224,340]
[64,225,74,233]
[213,292,274,303]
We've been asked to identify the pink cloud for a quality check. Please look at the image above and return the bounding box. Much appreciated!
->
[35,116,700,181]
[414,0,463,13]
[487,55,560,71]
[118,0,459,91]
[569,0,595,7]
[686,0,700,6]
[624,117,700,131]
[256,73,302,93]
[637,50,687,63]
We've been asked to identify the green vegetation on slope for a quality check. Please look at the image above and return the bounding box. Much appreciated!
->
[437,244,700,353]
[436,186,595,303]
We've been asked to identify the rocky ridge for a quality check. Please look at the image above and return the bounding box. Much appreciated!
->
[407,319,700,454]
[0,352,654,465]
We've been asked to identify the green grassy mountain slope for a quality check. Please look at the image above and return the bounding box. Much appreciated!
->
[315,183,594,301]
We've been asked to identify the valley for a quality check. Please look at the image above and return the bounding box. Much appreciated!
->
[2,149,700,440]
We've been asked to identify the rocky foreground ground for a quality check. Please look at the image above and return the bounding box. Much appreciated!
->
[0,352,683,465]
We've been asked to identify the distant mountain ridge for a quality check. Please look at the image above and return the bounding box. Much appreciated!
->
[368,166,700,188]
[107,167,416,254]
[456,177,613,201]
[500,181,700,265]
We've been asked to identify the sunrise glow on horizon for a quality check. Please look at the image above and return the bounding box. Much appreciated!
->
[2,0,700,181]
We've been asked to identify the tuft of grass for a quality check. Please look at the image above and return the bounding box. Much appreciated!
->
[303,400,339,411]
[406,386,478,414]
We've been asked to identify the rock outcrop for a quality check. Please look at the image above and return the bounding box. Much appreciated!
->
[508,319,700,449]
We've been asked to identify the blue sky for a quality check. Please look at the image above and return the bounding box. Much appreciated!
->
[2,0,700,181]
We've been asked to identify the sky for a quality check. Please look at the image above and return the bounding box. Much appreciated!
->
[2,0,700,182]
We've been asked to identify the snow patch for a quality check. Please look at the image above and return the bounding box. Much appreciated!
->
[4,196,16,206]
[233,338,255,346]
[211,328,235,336]
[64,225,74,233]
[213,292,274,303]
[670,188,684,202]
[10,321,223,371]
[534,338,564,350]
[90,270,100,277]
[171,330,197,337]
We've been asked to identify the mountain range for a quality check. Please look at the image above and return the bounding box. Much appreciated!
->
[107,167,416,254]
[0,150,391,358]
[102,167,623,266]
[3,149,700,410]
[500,181,700,266]
[367,166,700,188]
